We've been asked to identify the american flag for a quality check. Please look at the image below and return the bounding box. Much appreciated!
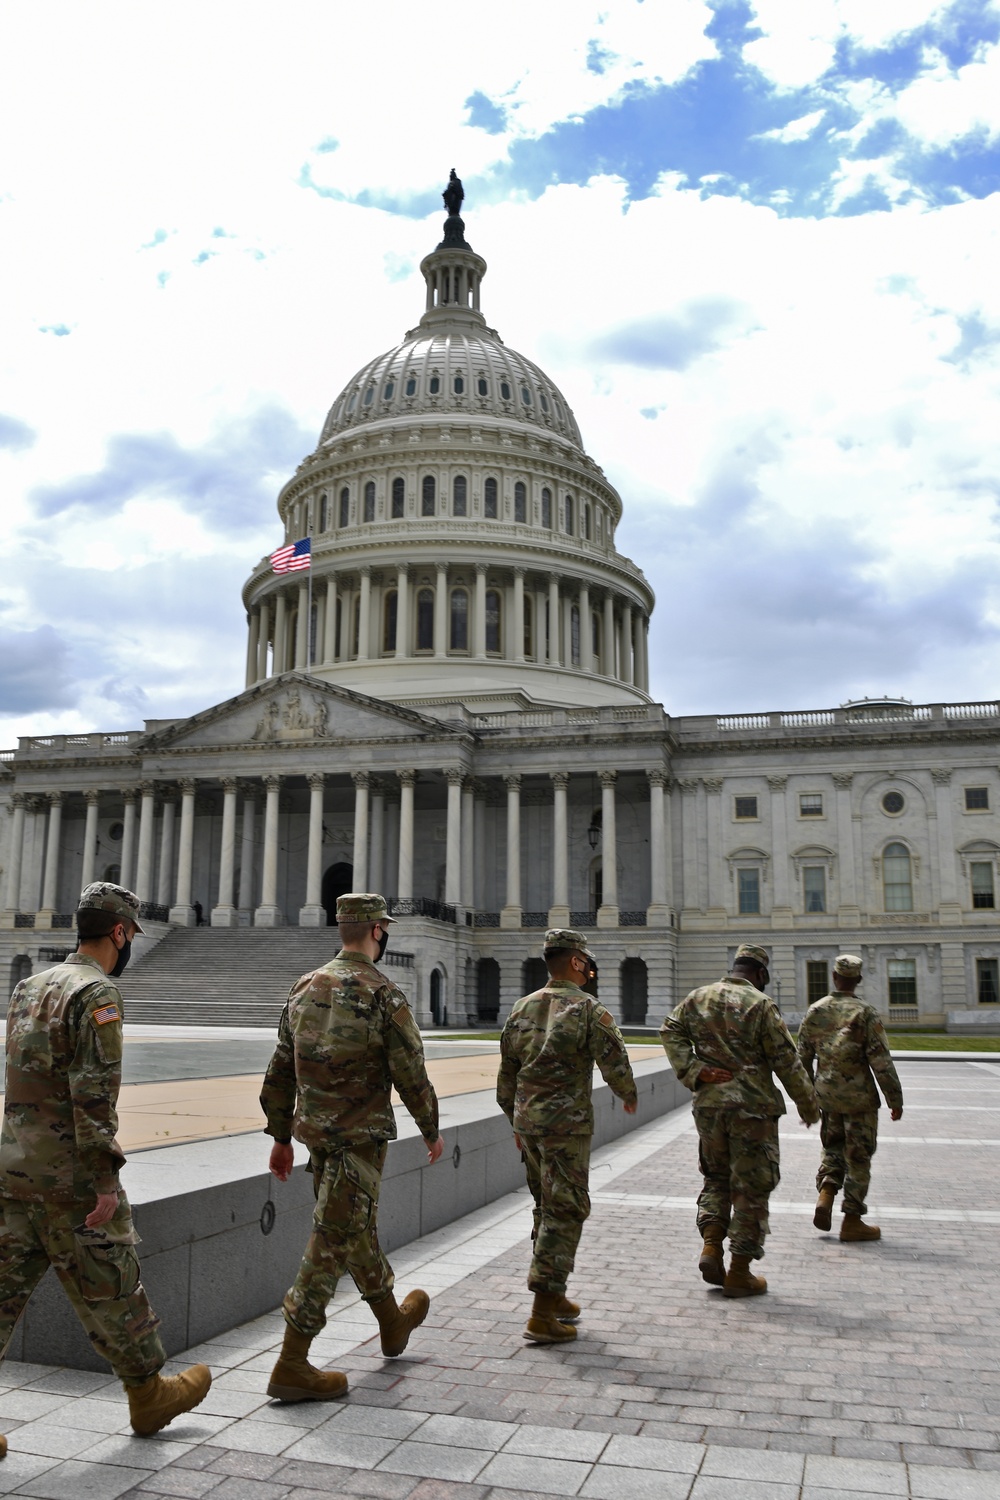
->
[270,537,311,573]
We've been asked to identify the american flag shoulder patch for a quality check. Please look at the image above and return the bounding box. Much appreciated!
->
[93,1004,121,1026]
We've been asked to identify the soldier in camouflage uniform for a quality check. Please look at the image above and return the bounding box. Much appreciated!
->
[261,893,443,1402]
[661,943,821,1297]
[798,953,904,1243]
[497,929,638,1344]
[0,883,210,1456]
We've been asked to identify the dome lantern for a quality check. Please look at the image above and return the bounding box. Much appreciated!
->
[418,170,488,330]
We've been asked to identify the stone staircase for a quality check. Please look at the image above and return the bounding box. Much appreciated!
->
[119,927,350,1026]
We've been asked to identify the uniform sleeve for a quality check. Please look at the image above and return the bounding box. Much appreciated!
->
[796,1015,817,1082]
[496,1019,519,1123]
[590,1003,638,1104]
[260,1002,297,1142]
[69,988,127,1196]
[763,1004,820,1123]
[659,1005,704,1092]
[865,1009,904,1111]
[385,989,440,1143]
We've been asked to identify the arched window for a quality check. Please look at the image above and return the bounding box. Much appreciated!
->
[319,493,329,532]
[339,487,350,528]
[591,611,601,665]
[570,605,581,666]
[500,380,511,402]
[486,589,502,654]
[883,842,913,912]
[477,376,488,396]
[453,373,464,394]
[363,385,374,407]
[450,588,469,650]
[416,588,434,651]
[383,379,394,401]
[524,596,533,658]
[453,475,467,516]
[383,591,397,653]
[334,598,342,658]
[484,477,498,518]
[541,487,552,529]
[520,385,532,406]
[405,374,417,397]
[429,374,440,395]
[422,475,436,516]
[364,481,376,523]
[514,481,526,523]
[391,477,405,518]
[583,503,591,540]
[565,495,574,535]
[621,959,648,1025]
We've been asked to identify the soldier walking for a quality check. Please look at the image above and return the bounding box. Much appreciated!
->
[261,894,444,1401]
[797,953,904,1242]
[660,942,820,1297]
[0,883,211,1458]
[497,929,638,1345]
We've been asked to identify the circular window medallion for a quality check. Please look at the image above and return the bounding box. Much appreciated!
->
[881,791,905,815]
[108,821,124,842]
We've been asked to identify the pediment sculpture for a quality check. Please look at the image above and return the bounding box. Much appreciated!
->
[253,689,330,742]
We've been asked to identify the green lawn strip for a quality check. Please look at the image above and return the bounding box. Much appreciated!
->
[431,1030,1000,1053]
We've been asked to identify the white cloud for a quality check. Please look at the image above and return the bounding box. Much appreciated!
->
[743,0,958,89]
[892,41,1000,146]
[756,108,827,142]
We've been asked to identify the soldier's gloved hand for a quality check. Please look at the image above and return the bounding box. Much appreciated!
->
[269,1142,295,1181]
[426,1135,444,1165]
[891,1106,903,1121]
[699,1065,733,1085]
[85,1191,120,1228]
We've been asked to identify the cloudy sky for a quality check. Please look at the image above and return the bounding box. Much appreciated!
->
[2,0,999,737]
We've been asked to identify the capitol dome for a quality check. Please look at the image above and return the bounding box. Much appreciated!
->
[241,174,653,713]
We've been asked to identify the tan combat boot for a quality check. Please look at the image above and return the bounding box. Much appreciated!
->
[813,1183,837,1232]
[267,1325,349,1401]
[555,1293,581,1320]
[840,1213,881,1242]
[127,1364,212,1435]
[722,1253,767,1298]
[523,1291,577,1344]
[370,1289,430,1357]
[0,1433,6,1459]
[698,1221,726,1286]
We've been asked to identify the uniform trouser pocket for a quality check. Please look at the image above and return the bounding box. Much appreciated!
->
[72,1234,141,1302]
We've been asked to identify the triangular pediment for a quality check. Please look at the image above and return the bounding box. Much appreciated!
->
[142,673,461,751]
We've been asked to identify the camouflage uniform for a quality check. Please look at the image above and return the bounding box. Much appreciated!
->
[661,964,820,1261]
[260,908,439,1338]
[798,981,903,1218]
[0,883,165,1386]
[497,931,637,1295]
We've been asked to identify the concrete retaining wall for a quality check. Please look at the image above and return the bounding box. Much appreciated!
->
[7,1057,685,1372]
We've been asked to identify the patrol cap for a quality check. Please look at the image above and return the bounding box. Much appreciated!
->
[335,892,396,924]
[735,942,770,968]
[543,927,594,959]
[833,953,863,978]
[77,881,145,934]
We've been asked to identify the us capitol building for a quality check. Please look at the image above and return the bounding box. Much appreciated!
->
[2,179,999,1032]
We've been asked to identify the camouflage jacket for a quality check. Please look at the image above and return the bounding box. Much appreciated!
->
[497,980,637,1136]
[797,993,903,1114]
[661,977,820,1121]
[0,954,126,1204]
[260,950,439,1152]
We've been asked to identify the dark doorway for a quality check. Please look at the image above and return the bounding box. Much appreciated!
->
[521,958,547,995]
[476,958,500,1024]
[430,968,444,1027]
[9,954,31,991]
[321,862,353,926]
[621,958,648,1026]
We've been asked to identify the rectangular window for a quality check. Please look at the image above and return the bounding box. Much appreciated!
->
[799,793,823,817]
[965,786,990,810]
[737,868,760,914]
[734,795,758,821]
[806,960,829,1006]
[977,958,999,1004]
[803,866,826,913]
[971,862,996,909]
[887,958,917,1008]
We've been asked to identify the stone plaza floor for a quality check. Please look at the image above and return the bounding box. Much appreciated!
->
[0,1058,998,1499]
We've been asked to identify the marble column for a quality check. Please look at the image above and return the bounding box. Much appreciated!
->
[603,593,615,676]
[210,778,239,926]
[274,593,288,674]
[647,768,670,925]
[255,776,283,926]
[397,770,416,901]
[169,780,198,925]
[352,772,370,891]
[445,769,463,906]
[932,768,961,918]
[501,774,522,928]
[237,791,256,914]
[434,565,448,658]
[323,577,337,664]
[245,611,259,688]
[534,586,547,664]
[597,771,619,926]
[357,567,371,660]
[295,582,309,669]
[120,792,137,891]
[769,775,791,923]
[300,773,327,925]
[704,778,725,916]
[579,584,591,672]
[395,566,410,658]
[369,781,385,894]
[256,600,270,681]
[513,569,526,664]
[680,779,701,915]
[135,782,156,903]
[38,792,64,920]
[80,790,99,893]
[461,779,475,908]
[474,564,487,659]
[3,793,26,914]
[637,614,649,692]
[562,594,574,667]
[549,771,570,925]
[157,797,176,907]
[548,577,561,666]
[621,602,633,685]
[385,795,400,898]
[474,793,487,910]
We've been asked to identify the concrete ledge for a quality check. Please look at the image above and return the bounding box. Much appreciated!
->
[9,1056,685,1372]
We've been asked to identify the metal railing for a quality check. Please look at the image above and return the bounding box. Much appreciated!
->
[620,910,647,926]
[388,897,457,923]
[139,902,170,923]
[522,912,549,927]
[570,910,597,927]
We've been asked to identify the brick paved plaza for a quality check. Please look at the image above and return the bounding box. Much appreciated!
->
[0,1059,998,1500]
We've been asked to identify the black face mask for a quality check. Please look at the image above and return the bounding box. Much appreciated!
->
[110,938,132,978]
[375,927,389,962]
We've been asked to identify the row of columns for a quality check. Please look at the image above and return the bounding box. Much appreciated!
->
[245,569,650,691]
